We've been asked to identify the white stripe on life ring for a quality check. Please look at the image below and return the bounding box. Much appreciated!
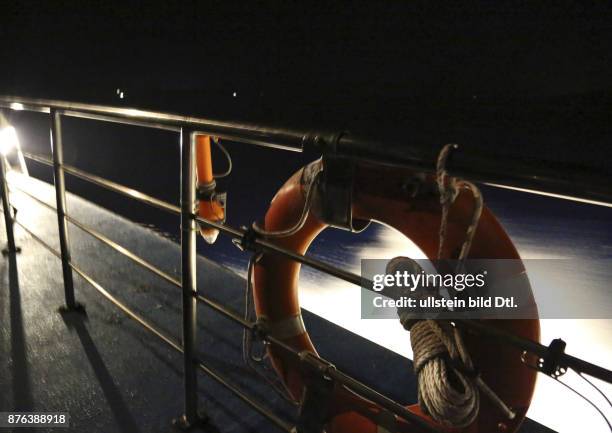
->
[268,314,306,340]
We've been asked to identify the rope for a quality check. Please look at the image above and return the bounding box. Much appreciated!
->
[251,160,322,238]
[242,254,298,404]
[405,144,514,427]
[212,137,233,179]
[455,180,483,262]
[409,320,479,427]
[436,143,459,259]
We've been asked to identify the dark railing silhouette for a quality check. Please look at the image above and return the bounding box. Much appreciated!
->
[0,96,610,432]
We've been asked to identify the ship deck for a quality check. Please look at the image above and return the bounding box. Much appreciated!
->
[0,173,553,432]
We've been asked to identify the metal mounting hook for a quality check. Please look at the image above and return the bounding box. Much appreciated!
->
[522,338,568,378]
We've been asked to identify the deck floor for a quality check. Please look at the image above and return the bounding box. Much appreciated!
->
[0,174,552,432]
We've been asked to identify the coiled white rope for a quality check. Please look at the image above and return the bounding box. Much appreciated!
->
[409,320,479,427]
[405,144,515,427]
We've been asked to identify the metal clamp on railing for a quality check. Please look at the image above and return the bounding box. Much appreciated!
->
[311,154,370,233]
[232,225,261,252]
[196,179,228,219]
[522,338,568,378]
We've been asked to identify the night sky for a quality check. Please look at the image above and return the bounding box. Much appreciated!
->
[2,2,612,173]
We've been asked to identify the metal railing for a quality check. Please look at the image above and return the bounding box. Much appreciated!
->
[0,96,611,432]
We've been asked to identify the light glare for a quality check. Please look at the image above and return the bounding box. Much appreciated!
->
[10,103,24,111]
[0,126,19,155]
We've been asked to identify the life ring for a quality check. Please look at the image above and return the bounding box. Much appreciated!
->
[252,158,540,433]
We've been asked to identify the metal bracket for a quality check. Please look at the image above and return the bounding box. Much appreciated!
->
[522,338,568,378]
[172,410,208,431]
[196,180,217,199]
[311,155,370,233]
[232,225,260,252]
[196,180,227,225]
[1,246,21,255]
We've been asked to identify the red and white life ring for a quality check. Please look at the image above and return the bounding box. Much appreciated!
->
[252,158,540,432]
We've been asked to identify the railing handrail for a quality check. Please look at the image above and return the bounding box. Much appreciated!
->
[2,94,611,206]
[0,95,310,151]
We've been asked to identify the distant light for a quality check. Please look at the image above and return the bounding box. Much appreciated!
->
[119,92,124,99]
[232,92,237,98]
[0,126,19,155]
[116,88,121,95]
[10,102,24,111]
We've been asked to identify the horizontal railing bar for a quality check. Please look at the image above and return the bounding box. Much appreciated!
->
[8,181,250,328]
[194,358,294,432]
[13,217,181,350]
[453,319,612,383]
[72,252,184,352]
[64,166,178,212]
[248,233,364,286]
[2,101,51,114]
[328,368,431,430]
[69,214,183,287]
[8,182,277,335]
[66,214,253,329]
[60,109,182,132]
[21,151,53,166]
[8,180,181,287]
[1,97,308,152]
[13,216,62,258]
[196,294,252,329]
[23,151,180,215]
[22,151,364,286]
[67,213,252,330]
[11,216,295,432]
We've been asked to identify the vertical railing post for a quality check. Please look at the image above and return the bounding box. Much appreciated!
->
[0,155,20,255]
[49,109,82,312]
[175,128,205,429]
